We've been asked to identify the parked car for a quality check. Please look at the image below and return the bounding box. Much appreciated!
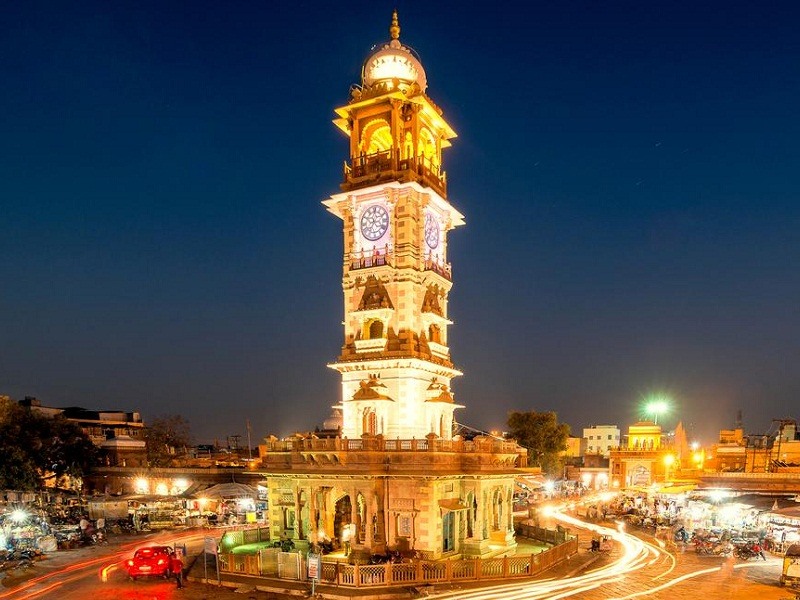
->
[126,545,173,580]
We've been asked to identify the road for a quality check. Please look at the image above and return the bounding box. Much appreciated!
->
[426,508,795,600]
[0,529,277,600]
[1,518,796,600]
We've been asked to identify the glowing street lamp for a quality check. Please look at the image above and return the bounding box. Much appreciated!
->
[662,453,675,482]
[644,395,670,424]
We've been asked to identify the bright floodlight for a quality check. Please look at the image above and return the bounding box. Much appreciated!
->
[11,509,28,523]
[644,395,671,423]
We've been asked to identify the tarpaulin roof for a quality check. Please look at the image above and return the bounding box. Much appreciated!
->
[192,483,258,500]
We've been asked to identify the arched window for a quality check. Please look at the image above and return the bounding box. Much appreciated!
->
[368,320,384,339]
[428,324,441,344]
[363,408,377,435]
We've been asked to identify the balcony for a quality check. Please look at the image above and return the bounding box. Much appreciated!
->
[348,248,451,281]
[349,248,393,271]
[258,435,527,473]
[424,256,451,280]
[343,149,447,198]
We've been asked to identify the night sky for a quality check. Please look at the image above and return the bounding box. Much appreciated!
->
[2,1,798,446]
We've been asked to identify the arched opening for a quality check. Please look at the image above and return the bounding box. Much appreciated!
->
[363,408,377,436]
[403,131,413,159]
[492,490,502,530]
[417,127,438,169]
[360,119,392,155]
[334,495,352,552]
[466,492,475,538]
[428,324,441,344]
[368,319,384,339]
[442,511,455,552]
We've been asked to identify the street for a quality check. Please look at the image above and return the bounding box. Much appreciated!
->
[0,529,279,600]
[2,520,797,600]
[425,509,796,600]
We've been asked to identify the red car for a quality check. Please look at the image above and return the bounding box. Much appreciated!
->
[126,545,174,580]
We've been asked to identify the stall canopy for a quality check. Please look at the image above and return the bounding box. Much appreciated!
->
[192,483,258,501]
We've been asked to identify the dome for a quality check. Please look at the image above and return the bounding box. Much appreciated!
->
[361,11,427,93]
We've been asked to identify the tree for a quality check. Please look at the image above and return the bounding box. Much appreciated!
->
[0,397,98,490]
[144,415,192,467]
[506,411,571,477]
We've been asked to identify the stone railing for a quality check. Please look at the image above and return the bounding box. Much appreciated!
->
[257,435,527,472]
[261,436,521,455]
[218,535,578,588]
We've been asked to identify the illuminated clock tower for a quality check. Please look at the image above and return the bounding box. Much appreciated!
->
[323,11,465,441]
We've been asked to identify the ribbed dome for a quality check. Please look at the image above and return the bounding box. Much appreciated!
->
[361,11,427,93]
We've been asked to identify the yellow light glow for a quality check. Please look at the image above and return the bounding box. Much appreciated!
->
[663,454,675,466]
[155,482,168,495]
[367,56,417,83]
[134,478,149,494]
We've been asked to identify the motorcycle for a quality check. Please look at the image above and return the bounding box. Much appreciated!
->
[735,544,764,561]
[695,539,732,556]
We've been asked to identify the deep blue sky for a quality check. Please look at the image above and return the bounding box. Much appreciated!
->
[2,1,798,445]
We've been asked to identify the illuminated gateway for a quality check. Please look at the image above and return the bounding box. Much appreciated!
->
[258,12,525,559]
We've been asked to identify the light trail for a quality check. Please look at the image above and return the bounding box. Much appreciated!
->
[425,507,656,600]
[0,529,211,600]
[607,566,720,600]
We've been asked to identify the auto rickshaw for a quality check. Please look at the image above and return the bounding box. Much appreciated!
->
[780,544,800,587]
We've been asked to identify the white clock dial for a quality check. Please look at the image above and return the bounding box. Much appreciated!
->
[424,213,439,249]
[360,205,389,241]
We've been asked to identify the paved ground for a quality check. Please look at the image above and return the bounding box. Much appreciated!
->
[3,526,798,600]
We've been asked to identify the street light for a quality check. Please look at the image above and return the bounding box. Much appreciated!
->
[663,453,675,482]
[644,395,670,424]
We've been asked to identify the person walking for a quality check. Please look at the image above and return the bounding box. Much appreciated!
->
[170,551,184,588]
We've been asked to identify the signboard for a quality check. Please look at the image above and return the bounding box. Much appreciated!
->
[204,536,217,555]
[307,552,321,580]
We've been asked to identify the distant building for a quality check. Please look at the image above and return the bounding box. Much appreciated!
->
[19,396,146,467]
[563,436,587,459]
[706,419,800,473]
[583,424,620,457]
[609,421,675,487]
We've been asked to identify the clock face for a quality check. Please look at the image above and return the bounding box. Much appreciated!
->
[360,205,389,241]
[424,213,440,249]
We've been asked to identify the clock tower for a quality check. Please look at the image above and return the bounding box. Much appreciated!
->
[323,11,465,441]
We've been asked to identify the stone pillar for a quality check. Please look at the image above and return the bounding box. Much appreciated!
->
[310,485,318,542]
[364,490,374,549]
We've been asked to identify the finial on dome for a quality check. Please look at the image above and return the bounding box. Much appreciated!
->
[389,9,400,40]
